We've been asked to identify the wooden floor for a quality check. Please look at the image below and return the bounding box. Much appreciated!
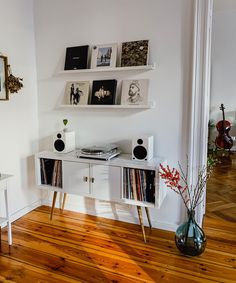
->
[206,153,236,222]
[0,205,236,283]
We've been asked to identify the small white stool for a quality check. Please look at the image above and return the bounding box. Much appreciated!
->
[0,174,13,251]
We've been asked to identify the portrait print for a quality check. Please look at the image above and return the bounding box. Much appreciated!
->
[121,79,149,105]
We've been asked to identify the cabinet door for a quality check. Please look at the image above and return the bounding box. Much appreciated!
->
[63,161,90,196]
[90,165,121,201]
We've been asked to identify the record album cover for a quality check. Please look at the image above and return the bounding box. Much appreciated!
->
[121,40,149,67]
[121,79,149,105]
[64,81,90,105]
[64,45,89,70]
[90,43,117,69]
[90,79,117,105]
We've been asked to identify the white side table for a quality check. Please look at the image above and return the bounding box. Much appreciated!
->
[0,174,13,249]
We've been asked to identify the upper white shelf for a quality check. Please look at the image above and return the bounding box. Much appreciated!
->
[58,64,156,75]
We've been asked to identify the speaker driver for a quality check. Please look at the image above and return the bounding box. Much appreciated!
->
[54,139,65,152]
[137,139,143,145]
[133,146,147,160]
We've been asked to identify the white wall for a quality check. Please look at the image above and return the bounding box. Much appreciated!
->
[34,0,194,230]
[0,0,40,219]
[210,0,236,145]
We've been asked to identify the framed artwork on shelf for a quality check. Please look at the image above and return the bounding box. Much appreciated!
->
[90,79,117,105]
[121,79,149,105]
[121,40,149,67]
[64,81,90,105]
[64,45,89,70]
[90,43,117,69]
[0,55,9,101]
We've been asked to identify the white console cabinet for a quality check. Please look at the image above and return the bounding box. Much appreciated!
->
[63,161,121,201]
[35,151,166,242]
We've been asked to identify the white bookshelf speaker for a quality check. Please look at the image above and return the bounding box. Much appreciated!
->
[53,131,75,153]
[132,135,154,161]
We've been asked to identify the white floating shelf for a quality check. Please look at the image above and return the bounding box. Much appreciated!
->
[59,102,156,109]
[58,64,156,75]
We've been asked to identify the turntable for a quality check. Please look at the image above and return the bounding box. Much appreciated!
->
[77,144,121,160]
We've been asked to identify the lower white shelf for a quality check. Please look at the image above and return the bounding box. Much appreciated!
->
[121,198,155,208]
[59,102,156,110]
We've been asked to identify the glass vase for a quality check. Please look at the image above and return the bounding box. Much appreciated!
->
[175,210,207,256]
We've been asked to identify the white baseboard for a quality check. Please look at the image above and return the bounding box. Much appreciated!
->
[42,198,178,232]
[1,196,178,232]
[10,199,42,223]
[0,195,178,232]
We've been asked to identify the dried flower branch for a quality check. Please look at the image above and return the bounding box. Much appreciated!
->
[159,158,214,212]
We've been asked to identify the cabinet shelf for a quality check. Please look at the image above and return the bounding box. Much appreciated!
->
[121,199,155,208]
[59,101,156,110]
[58,64,156,75]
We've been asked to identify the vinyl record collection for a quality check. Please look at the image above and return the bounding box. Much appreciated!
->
[63,40,150,106]
[123,168,155,203]
[40,158,62,188]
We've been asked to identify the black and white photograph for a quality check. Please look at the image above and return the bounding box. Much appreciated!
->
[0,55,9,101]
[64,81,90,105]
[121,79,149,105]
[121,40,149,67]
[64,45,89,70]
[90,79,117,105]
[90,43,117,69]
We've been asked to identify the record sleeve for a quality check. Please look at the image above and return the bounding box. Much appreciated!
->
[121,79,149,105]
[64,45,89,70]
[121,40,149,67]
[90,79,117,105]
[64,81,90,105]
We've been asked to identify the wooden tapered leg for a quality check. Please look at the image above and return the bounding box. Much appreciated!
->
[137,206,146,243]
[145,207,152,229]
[59,192,63,209]
[61,193,67,211]
[50,191,58,220]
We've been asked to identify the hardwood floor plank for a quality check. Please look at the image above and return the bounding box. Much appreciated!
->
[206,154,236,222]
[18,208,236,257]
[9,218,236,272]
[0,254,83,283]
[1,206,236,282]
[8,227,236,282]
[21,210,169,248]
[0,207,235,283]
[0,241,217,283]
